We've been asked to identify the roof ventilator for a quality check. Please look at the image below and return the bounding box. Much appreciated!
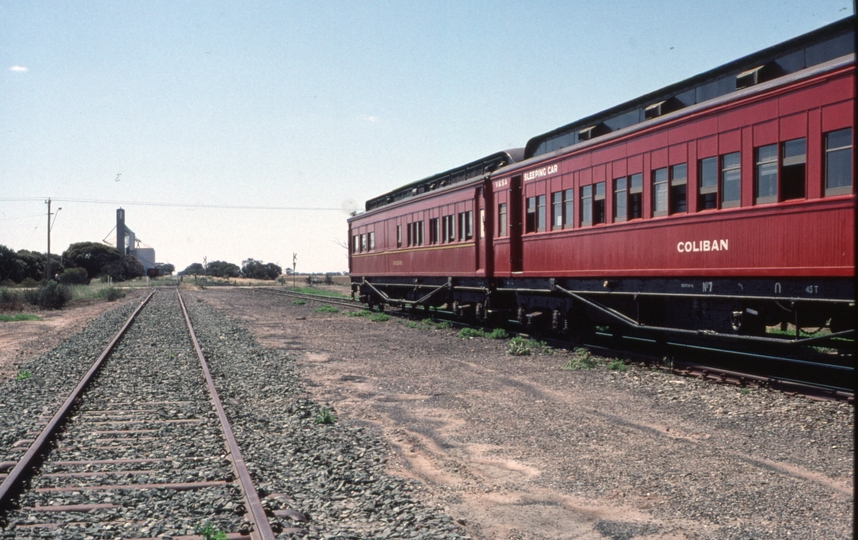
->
[577,122,609,141]
[736,61,782,89]
[644,96,682,120]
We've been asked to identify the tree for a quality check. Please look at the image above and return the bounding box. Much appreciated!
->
[180,262,205,276]
[62,242,121,279]
[206,260,240,278]
[102,255,145,282]
[155,263,175,276]
[0,245,26,284]
[241,258,281,280]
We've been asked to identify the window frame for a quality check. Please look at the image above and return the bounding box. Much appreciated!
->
[652,167,668,217]
[720,152,741,209]
[825,128,853,196]
[613,177,627,222]
[754,144,778,205]
[669,163,687,214]
[580,185,593,227]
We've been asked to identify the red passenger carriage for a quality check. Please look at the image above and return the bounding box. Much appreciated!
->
[350,17,854,340]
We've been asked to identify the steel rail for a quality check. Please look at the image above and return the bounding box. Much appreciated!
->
[176,290,276,540]
[0,291,155,508]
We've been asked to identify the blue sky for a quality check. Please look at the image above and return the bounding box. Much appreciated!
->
[1,1,852,273]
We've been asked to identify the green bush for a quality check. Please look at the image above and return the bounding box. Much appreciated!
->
[58,267,89,285]
[98,287,125,302]
[20,277,40,288]
[31,281,72,309]
[0,288,23,310]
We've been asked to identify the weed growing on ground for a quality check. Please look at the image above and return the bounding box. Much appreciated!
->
[607,359,629,371]
[315,408,337,424]
[0,313,42,322]
[292,299,307,305]
[458,328,485,339]
[458,327,510,339]
[195,522,227,540]
[507,336,553,356]
[347,310,390,322]
[289,287,350,298]
[507,336,532,355]
[562,348,600,370]
[403,318,451,331]
[315,305,339,314]
[15,370,32,381]
[740,387,751,396]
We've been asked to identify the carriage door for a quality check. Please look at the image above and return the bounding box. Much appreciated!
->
[509,175,523,272]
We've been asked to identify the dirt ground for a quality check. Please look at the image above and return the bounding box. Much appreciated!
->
[0,293,146,381]
[193,288,853,540]
[2,286,851,539]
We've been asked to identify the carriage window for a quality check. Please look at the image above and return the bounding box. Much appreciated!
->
[396,225,402,248]
[498,203,507,237]
[459,211,473,240]
[536,195,546,232]
[782,138,806,200]
[368,232,375,251]
[429,218,439,244]
[442,215,455,242]
[408,221,423,246]
[629,174,642,219]
[361,233,367,252]
[670,163,687,213]
[755,144,778,204]
[525,197,536,233]
[551,192,563,230]
[721,152,741,208]
[825,129,852,196]
[652,167,668,216]
[580,185,593,226]
[613,177,627,222]
[698,157,718,210]
[593,182,605,225]
[563,189,574,228]
[353,235,360,253]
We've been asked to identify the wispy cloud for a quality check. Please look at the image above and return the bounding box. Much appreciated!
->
[9,66,29,72]
[358,114,380,123]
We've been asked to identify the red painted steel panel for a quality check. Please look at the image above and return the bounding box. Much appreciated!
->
[753,119,778,145]
[514,198,853,278]
[670,116,718,145]
[822,99,854,132]
[779,112,807,140]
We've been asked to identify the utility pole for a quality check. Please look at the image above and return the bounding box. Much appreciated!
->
[46,199,51,280]
[46,199,62,281]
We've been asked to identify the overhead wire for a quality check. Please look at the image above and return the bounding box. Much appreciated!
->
[0,197,343,211]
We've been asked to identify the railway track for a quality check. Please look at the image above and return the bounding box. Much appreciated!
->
[0,290,291,539]
[259,287,853,402]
